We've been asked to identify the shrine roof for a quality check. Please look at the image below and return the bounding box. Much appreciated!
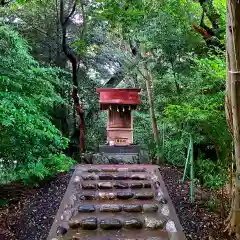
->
[96,88,141,105]
[96,88,141,93]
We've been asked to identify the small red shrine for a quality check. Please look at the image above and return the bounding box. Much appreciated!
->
[96,88,141,146]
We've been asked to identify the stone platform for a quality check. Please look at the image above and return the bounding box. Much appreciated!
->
[92,145,149,164]
[98,145,141,154]
[48,164,186,240]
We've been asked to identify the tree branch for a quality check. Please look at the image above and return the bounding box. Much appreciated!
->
[60,0,78,86]
[0,0,11,6]
[61,0,76,26]
[59,0,85,153]
[27,25,48,36]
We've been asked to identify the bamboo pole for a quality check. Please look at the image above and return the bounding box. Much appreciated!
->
[182,138,191,182]
[182,135,194,202]
[162,122,165,157]
[190,135,194,202]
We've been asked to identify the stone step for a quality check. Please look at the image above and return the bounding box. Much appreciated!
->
[47,164,186,240]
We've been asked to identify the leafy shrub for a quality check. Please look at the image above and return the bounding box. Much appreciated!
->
[156,55,231,189]
[164,138,186,167]
[196,158,228,189]
[85,111,107,151]
[134,111,152,146]
[0,25,74,185]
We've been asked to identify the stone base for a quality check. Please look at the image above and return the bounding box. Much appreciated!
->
[98,145,140,154]
[92,153,139,164]
[92,145,149,164]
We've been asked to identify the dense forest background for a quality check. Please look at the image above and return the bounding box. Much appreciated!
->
[0,0,228,189]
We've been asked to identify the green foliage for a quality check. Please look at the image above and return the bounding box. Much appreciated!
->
[196,158,228,189]
[0,0,229,192]
[160,55,229,187]
[134,111,152,145]
[205,198,217,212]
[157,54,230,188]
[85,111,107,152]
[0,199,8,207]
[0,25,74,185]
[97,0,229,189]
[164,137,187,167]
[133,111,156,156]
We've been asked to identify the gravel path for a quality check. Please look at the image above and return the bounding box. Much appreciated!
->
[0,165,234,240]
[11,171,73,240]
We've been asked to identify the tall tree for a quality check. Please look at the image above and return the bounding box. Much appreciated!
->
[129,39,161,163]
[60,0,85,153]
[143,62,160,162]
[225,0,240,236]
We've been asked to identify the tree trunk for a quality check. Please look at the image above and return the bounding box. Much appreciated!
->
[225,1,240,236]
[130,41,161,163]
[143,63,160,164]
[72,87,85,152]
[60,0,85,154]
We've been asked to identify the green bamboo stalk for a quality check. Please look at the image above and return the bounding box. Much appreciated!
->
[162,123,165,157]
[190,134,194,202]
[182,138,191,182]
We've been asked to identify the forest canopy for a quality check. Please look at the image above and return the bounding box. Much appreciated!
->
[0,0,228,189]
